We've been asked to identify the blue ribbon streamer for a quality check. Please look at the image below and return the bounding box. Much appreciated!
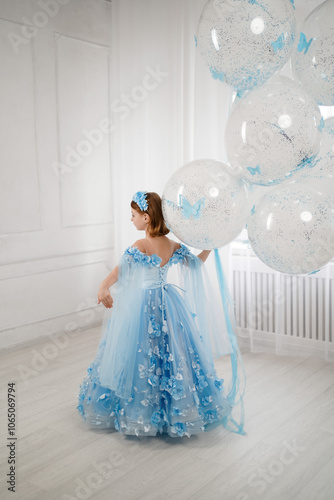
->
[213,248,247,436]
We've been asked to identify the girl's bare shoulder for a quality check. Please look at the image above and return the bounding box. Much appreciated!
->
[132,237,181,254]
[131,239,146,252]
[161,236,181,251]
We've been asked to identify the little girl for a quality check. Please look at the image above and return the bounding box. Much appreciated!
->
[76,191,245,438]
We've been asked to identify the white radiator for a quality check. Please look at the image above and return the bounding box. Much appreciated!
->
[230,244,334,360]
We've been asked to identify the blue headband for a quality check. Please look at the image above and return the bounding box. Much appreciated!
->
[132,191,148,211]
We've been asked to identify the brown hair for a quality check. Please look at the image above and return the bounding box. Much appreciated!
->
[131,192,170,237]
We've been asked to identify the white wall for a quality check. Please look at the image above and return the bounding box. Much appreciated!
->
[2,0,332,352]
[0,0,114,349]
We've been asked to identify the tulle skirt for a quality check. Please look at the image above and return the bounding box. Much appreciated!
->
[76,286,235,438]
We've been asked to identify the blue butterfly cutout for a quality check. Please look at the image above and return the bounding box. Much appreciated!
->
[179,194,205,220]
[298,32,313,54]
[209,66,225,82]
[271,33,285,53]
[247,165,261,176]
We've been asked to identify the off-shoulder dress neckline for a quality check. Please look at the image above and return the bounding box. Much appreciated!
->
[139,246,180,268]
[126,244,188,268]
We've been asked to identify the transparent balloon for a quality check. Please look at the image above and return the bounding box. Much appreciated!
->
[291,0,334,106]
[162,159,249,250]
[247,183,334,275]
[225,81,323,186]
[196,0,296,92]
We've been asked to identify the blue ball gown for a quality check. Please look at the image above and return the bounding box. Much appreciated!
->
[76,244,246,438]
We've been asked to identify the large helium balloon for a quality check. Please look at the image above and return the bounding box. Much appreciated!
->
[291,0,334,106]
[247,183,334,275]
[162,159,248,250]
[225,81,323,186]
[196,0,296,92]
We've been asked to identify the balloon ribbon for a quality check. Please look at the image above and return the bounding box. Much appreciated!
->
[213,248,246,436]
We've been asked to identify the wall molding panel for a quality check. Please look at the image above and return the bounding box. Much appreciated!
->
[0,0,113,350]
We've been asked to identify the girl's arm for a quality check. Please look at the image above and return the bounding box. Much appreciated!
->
[99,265,119,288]
[197,250,211,263]
[97,265,118,308]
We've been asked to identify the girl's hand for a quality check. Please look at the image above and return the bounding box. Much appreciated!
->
[97,287,113,308]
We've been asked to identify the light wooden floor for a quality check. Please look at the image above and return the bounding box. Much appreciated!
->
[0,326,334,500]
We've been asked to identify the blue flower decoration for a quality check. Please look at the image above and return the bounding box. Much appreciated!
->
[151,411,162,425]
[124,246,162,267]
[132,191,148,211]
[78,391,85,403]
[124,243,192,269]
[214,378,224,391]
[205,410,217,422]
[149,356,157,369]
[148,315,161,338]
[171,422,188,437]
[76,404,84,416]
[197,375,208,391]
[148,374,159,387]
[169,244,191,265]
[171,385,184,400]
[150,254,161,266]
[202,396,213,406]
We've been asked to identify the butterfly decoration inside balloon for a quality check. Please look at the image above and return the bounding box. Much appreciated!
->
[247,165,262,176]
[271,33,285,54]
[209,66,225,83]
[297,32,313,54]
[165,195,206,220]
